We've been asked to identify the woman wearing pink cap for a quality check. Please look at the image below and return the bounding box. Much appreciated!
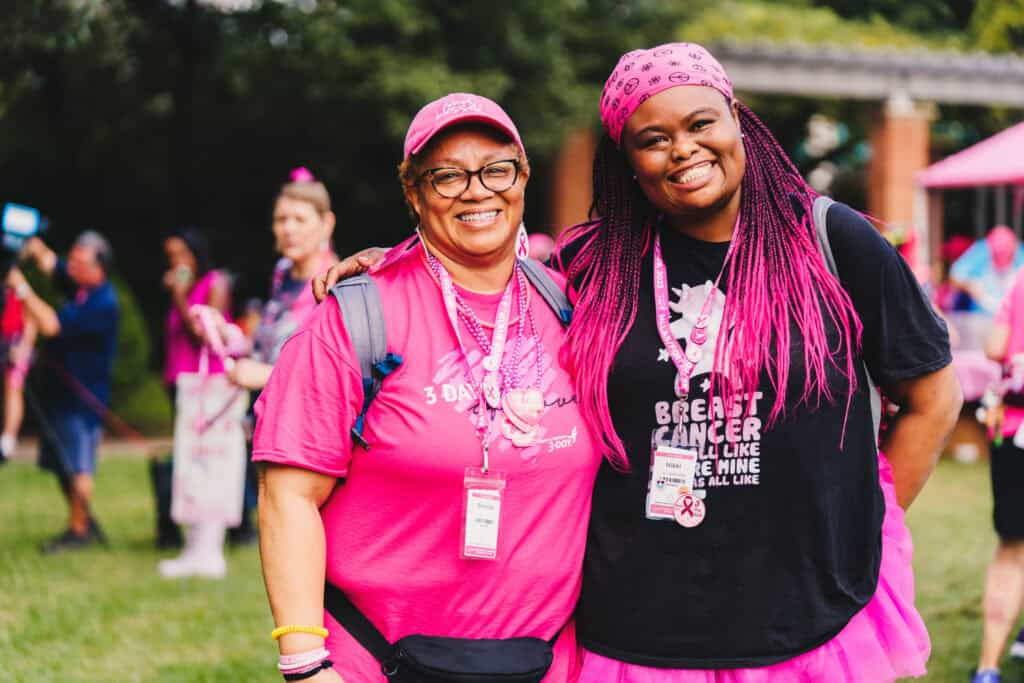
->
[254,93,599,682]
[318,44,962,682]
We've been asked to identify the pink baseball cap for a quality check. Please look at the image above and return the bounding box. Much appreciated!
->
[403,92,525,160]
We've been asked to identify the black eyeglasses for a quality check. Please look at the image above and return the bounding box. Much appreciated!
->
[420,159,520,198]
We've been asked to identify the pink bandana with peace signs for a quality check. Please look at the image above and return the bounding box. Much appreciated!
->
[599,42,734,145]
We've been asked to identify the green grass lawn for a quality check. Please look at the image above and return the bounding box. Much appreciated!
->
[0,455,1021,682]
[907,459,1024,683]
[0,457,276,683]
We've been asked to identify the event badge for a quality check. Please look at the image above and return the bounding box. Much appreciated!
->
[461,468,506,561]
[646,446,699,522]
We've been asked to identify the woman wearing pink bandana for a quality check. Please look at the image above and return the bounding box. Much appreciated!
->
[556,43,961,682]
[314,45,962,682]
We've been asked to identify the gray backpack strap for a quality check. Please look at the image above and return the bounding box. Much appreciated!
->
[811,195,882,443]
[330,274,403,449]
[519,257,572,326]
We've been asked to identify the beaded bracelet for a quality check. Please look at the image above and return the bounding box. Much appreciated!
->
[283,659,333,681]
[279,648,330,672]
[271,625,329,641]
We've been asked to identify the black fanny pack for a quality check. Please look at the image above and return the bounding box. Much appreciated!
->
[324,582,557,682]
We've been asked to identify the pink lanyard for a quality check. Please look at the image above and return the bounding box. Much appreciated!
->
[652,224,734,397]
[423,241,516,472]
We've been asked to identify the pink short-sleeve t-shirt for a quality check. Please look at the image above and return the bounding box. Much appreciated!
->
[164,270,229,384]
[995,268,1024,435]
[253,245,600,682]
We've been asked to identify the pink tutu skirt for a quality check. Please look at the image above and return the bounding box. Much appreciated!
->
[577,451,930,683]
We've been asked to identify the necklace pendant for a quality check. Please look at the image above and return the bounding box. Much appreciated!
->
[502,388,545,432]
[502,419,539,447]
[482,375,502,409]
[690,326,708,346]
[482,356,499,372]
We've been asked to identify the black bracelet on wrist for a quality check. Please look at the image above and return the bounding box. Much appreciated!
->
[283,660,333,681]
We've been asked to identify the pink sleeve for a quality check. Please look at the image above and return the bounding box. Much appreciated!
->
[995,269,1024,326]
[252,302,364,478]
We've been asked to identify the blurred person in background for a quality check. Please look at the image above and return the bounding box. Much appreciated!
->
[0,285,37,463]
[198,167,336,545]
[945,228,1022,421]
[974,266,1024,683]
[151,227,231,550]
[950,225,1024,318]
[935,234,976,315]
[236,297,264,339]
[6,232,119,553]
[155,227,242,578]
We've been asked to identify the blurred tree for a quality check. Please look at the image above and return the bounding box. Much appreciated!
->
[0,0,688,400]
[970,0,1024,53]
[679,0,956,48]
[109,278,172,433]
[808,0,975,35]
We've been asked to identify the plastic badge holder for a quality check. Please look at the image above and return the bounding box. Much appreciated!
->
[461,468,507,561]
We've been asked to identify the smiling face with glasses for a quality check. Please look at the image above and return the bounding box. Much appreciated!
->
[403,123,529,284]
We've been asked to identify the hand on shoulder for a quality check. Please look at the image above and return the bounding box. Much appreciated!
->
[311,247,389,303]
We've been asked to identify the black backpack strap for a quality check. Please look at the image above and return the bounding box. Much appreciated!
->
[329,275,403,450]
[519,257,572,326]
[811,195,882,443]
[324,582,396,667]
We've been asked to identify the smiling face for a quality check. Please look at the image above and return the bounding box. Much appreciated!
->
[404,125,528,269]
[622,86,745,224]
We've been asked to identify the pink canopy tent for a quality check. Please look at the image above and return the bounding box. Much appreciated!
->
[913,121,1024,272]
[916,122,1024,401]
[918,121,1024,189]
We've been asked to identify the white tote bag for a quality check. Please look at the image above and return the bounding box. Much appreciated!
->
[170,370,248,526]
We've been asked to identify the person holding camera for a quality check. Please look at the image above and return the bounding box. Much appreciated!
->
[7,232,119,553]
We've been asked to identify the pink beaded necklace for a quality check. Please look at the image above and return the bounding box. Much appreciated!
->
[420,235,546,464]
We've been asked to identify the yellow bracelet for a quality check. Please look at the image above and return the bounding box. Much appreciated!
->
[270,625,329,641]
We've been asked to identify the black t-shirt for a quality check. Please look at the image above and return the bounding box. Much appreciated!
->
[571,202,951,668]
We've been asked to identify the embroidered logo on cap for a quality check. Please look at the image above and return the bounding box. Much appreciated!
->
[437,98,482,120]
